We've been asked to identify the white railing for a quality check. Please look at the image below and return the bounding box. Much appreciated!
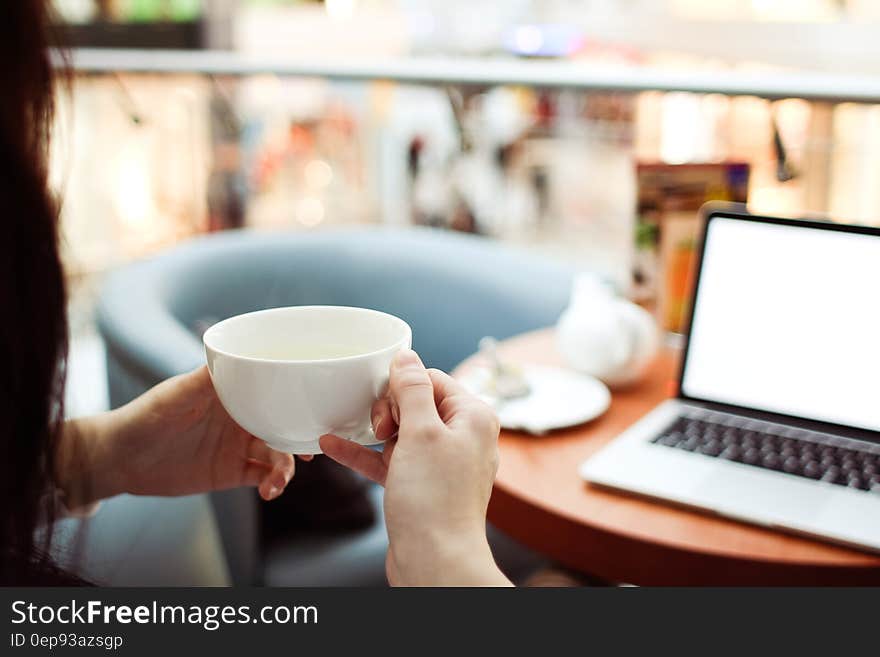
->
[62,48,880,104]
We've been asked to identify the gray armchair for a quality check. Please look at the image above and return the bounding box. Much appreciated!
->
[89,226,573,585]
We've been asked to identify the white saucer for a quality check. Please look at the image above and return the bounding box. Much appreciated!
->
[460,365,611,435]
[263,427,380,455]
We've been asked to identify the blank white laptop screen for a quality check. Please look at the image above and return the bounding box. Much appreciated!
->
[681,216,880,434]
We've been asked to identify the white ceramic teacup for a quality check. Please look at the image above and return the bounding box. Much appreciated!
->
[203,305,412,454]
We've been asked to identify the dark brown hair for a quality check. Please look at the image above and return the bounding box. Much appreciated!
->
[0,0,73,584]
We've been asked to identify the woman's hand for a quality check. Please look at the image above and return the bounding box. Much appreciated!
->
[320,349,511,586]
[58,366,299,510]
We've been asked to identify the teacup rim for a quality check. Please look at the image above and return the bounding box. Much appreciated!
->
[202,305,412,365]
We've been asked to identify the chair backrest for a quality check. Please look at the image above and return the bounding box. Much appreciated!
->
[101,226,575,377]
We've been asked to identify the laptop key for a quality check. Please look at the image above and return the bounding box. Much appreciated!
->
[699,440,722,457]
[679,437,696,452]
[848,474,866,490]
[782,456,801,474]
[657,433,680,447]
[821,466,842,484]
[743,447,761,465]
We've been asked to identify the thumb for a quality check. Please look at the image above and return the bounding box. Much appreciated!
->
[389,349,441,436]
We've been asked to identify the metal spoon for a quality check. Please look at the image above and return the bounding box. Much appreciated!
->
[479,336,531,401]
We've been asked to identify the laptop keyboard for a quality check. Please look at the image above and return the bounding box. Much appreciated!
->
[651,412,880,493]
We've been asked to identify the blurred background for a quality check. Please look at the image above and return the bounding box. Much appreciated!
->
[57,0,880,417]
[50,0,880,585]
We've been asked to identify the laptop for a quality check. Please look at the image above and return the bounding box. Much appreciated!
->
[580,209,880,553]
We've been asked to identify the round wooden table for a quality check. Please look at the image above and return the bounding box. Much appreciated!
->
[455,328,880,585]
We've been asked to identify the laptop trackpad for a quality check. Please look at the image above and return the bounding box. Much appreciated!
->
[692,467,831,524]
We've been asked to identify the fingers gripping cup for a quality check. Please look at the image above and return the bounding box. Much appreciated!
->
[203,306,412,454]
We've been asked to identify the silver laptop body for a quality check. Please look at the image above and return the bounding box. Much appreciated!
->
[580,210,880,553]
